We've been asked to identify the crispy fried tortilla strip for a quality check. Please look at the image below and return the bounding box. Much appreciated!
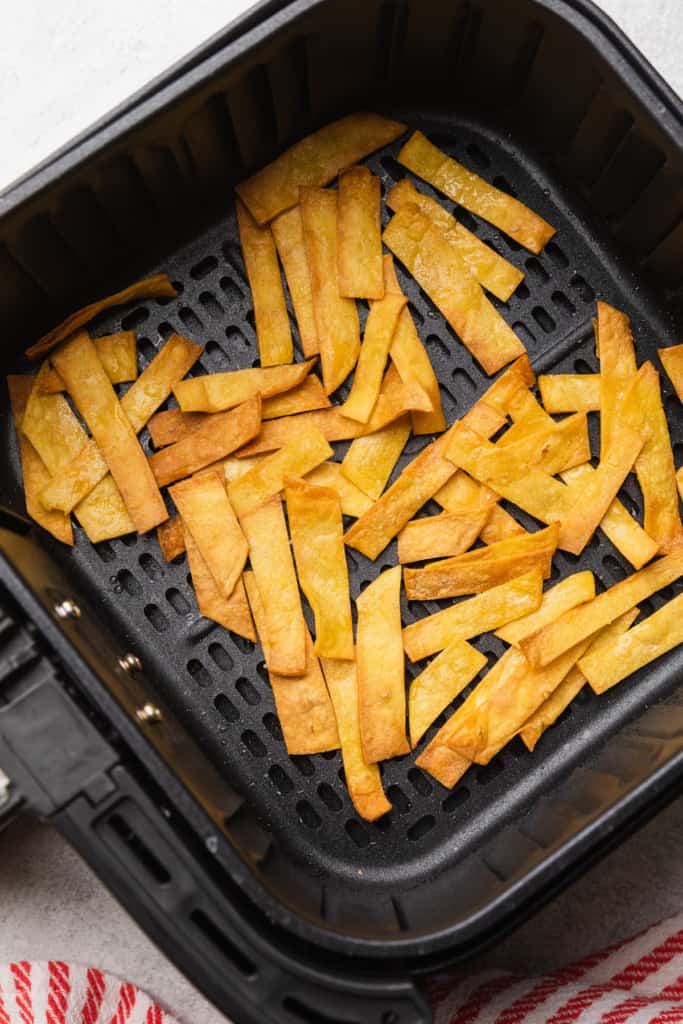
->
[41,333,202,513]
[272,205,319,357]
[51,334,167,534]
[8,375,73,544]
[157,515,185,561]
[341,415,411,501]
[240,498,307,676]
[480,507,527,544]
[403,569,543,662]
[236,112,406,224]
[342,293,407,422]
[397,131,555,253]
[480,355,535,413]
[384,204,525,375]
[228,423,332,517]
[495,570,596,646]
[25,274,177,360]
[170,473,247,600]
[434,472,528,547]
[337,166,383,299]
[222,453,267,484]
[245,573,339,754]
[237,198,292,366]
[659,344,683,403]
[150,396,261,488]
[300,187,360,394]
[386,179,524,301]
[409,640,487,748]
[321,658,390,820]
[521,549,683,668]
[597,301,637,453]
[453,414,590,479]
[305,462,373,518]
[174,357,314,413]
[538,374,601,414]
[149,408,205,447]
[500,388,553,444]
[285,478,353,660]
[356,566,408,762]
[521,609,638,750]
[398,509,489,563]
[404,524,559,601]
[40,332,139,392]
[580,593,683,694]
[185,529,255,640]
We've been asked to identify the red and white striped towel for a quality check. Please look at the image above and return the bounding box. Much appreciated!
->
[430,914,683,1023]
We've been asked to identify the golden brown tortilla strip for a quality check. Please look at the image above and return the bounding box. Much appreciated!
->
[597,301,637,453]
[538,373,601,414]
[157,515,185,561]
[501,387,554,441]
[384,204,525,375]
[435,472,525,543]
[236,112,406,225]
[304,462,373,518]
[237,198,292,366]
[480,507,528,544]
[40,332,139,393]
[398,131,555,253]
[409,640,487,748]
[174,357,315,413]
[398,509,489,563]
[25,274,177,360]
[300,187,360,394]
[495,570,596,646]
[185,529,255,641]
[337,165,384,299]
[271,205,319,357]
[659,344,683,403]
[342,293,407,423]
[341,415,411,501]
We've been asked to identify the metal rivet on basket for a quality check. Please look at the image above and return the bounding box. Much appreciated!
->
[119,653,142,673]
[54,599,81,620]
[136,703,163,725]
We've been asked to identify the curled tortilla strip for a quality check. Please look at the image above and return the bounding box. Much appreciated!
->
[342,292,407,423]
[342,416,411,501]
[40,332,139,392]
[398,509,489,563]
[237,198,292,366]
[538,373,600,414]
[337,166,383,299]
[409,640,487,748]
[597,301,637,453]
[157,515,185,562]
[304,462,373,518]
[495,570,596,646]
[185,529,254,641]
[174,357,315,414]
[659,344,683,403]
[271,205,319,357]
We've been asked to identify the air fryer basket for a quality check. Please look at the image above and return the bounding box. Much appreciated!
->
[2,1,683,1021]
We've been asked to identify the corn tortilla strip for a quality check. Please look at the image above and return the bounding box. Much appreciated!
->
[170,473,247,600]
[384,204,525,375]
[382,254,445,434]
[341,416,411,501]
[495,571,596,646]
[40,333,203,513]
[434,472,527,547]
[455,413,591,478]
[285,478,353,660]
[520,549,683,669]
[398,131,555,253]
[386,179,524,302]
[8,375,73,545]
[300,187,360,395]
[150,396,261,488]
[241,498,307,676]
[538,374,601,414]
[336,165,383,299]
[40,332,139,393]
[223,454,268,485]
[503,387,553,434]
[157,515,185,561]
[409,640,487,748]
[478,355,536,414]
[321,657,391,821]
[597,301,637,453]
[304,462,373,518]
[271,205,319,357]
[356,566,408,762]
[561,462,659,570]
[480,507,527,544]
[185,529,255,641]
[236,112,406,225]
[659,344,683,403]
[342,293,407,422]
[237,198,292,366]
[521,609,638,751]
[25,274,177,360]
[174,357,315,414]
[245,573,339,755]
[405,523,559,601]
[228,423,332,518]
[398,509,489,563]
[403,568,543,662]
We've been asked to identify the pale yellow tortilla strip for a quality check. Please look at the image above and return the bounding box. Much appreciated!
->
[342,292,407,423]
[337,165,384,299]
[495,570,596,646]
[271,205,319,357]
[185,529,255,641]
[237,198,293,366]
[174,357,315,413]
[304,462,373,518]
[40,332,139,392]
[597,300,637,453]
[398,509,489,563]
[538,373,601,414]
[409,640,487,748]
[341,415,411,501]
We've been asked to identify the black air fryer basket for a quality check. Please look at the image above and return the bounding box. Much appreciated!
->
[2,2,683,1021]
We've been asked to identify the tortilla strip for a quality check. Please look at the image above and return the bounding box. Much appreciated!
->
[222,454,268,484]
[409,640,487,748]
[342,292,407,422]
[237,198,292,366]
[157,515,185,561]
[453,413,591,479]
[386,179,524,302]
[8,375,73,544]
[659,344,683,403]
[597,301,637,453]
[228,423,332,518]
[479,355,536,413]
[185,529,255,641]
[341,415,411,501]
[241,498,307,676]
[174,357,315,413]
[356,566,408,762]
[580,593,683,694]
[538,373,601,414]
[495,571,596,646]
[271,205,319,357]
[382,254,445,434]
[337,165,383,299]
[384,204,525,375]
[404,523,559,601]
[25,274,177,360]
[480,507,527,544]
[52,334,166,534]
[501,387,554,439]
[433,471,526,544]
[398,509,489,563]
[397,131,555,253]
[150,396,262,488]
[520,549,683,668]
[320,657,391,820]
[300,187,361,394]
[521,608,639,751]
[236,112,406,224]
[170,473,247,600]
[41,333,203,513]
[285,478,353,660]
[40,332,139,392]
[304,462,373,518]
[403,568,543,662]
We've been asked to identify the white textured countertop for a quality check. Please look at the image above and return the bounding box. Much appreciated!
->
[0,3,681,1023]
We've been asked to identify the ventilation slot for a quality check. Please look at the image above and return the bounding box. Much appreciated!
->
[282,995,361,1024]
[107,813,171,884]
[190,909,257,979]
